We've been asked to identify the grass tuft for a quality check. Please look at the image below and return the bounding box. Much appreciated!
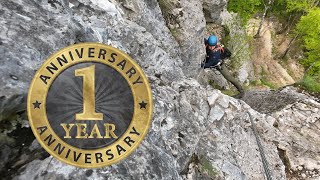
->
[297,75,320,93]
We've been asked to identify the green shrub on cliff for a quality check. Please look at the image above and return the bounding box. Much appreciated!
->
[295,8,320,92]
[227,0,262,24]
[295,8,320,76]
[298,75,320,93]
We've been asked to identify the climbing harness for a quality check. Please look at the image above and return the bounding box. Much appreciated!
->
[210,61,222,70]
[209,63,222,75]
[247,112,273,180]
[201,59,223,72]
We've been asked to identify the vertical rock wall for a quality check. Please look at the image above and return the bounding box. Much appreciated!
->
[1,0,318,180]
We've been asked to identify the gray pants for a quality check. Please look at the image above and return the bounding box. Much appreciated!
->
[218,64,244,93]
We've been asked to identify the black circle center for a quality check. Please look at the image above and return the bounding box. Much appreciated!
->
[46,62,134,150]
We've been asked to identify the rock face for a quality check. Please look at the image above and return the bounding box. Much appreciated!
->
[203,0,227,24]
[11,80,288,180]
[242,87,320,179]
[273,96,320,179]
[221,12,254,84]
[0,0,319,180]
[156,0,206,77]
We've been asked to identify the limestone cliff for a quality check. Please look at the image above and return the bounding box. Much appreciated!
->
[0,0,319,179]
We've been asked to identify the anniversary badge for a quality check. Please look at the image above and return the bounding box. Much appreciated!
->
[27,43,153,168]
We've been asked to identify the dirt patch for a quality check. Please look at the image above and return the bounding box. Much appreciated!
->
[247,19,304,88]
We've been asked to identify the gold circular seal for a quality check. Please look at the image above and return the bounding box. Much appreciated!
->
[27,43,153,168]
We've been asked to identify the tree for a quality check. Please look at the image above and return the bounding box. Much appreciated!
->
[227,0,262,24]
[274,0,319,58]
[286,0,319,12]
[295,8,320,76]
[255,0,273,38]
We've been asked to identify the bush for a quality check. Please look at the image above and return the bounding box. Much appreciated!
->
[298,75,320,92]
[296,8,320,68]
[227,0,262,24]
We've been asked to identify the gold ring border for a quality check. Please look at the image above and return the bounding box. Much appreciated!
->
[27,43,153,168]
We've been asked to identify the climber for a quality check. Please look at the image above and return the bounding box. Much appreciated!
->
[201,35,244,95]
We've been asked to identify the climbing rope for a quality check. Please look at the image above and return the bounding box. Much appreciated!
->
[247,112,273,180]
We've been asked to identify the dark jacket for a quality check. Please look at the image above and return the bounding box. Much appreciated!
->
[202,38,231,68]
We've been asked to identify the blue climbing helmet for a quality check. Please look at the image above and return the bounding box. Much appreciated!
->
[208,35,218,46]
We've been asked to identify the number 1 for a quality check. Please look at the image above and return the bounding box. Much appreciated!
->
[75,65,103,120]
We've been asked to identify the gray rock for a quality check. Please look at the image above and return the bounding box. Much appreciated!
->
[203,0,227,24]
[208,104,225,122]
[271,88,320,178]
[207,89,220,106]
[240,87,305,114]
[156,0,206,78]
[0,0,318,180]
[221,12,254,83]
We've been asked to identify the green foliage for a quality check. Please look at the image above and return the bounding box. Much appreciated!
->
[260,78,277,89]
[198,156,218,177]
[227,0,316,24]
[209,80,238,96]
[170,27,180,39]
[226,0,320,93]
[227,0,262,24]
[298,75,320,92]
[158,0,179,26]
[247,79,277,89]
[260,67,277,89]
[221,89,238,96]
[270,0,293,23]
[271,0,313,14]
[295,8,320,76]
[221,25,231,46]
[249,79,261,86]
[271,0,288,12]
[286,0,313,13]
[158,0,175,15]
[229,34,253,70]
[208,80,221,90]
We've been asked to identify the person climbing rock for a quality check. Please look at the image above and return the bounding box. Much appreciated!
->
[201,35,244,96]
